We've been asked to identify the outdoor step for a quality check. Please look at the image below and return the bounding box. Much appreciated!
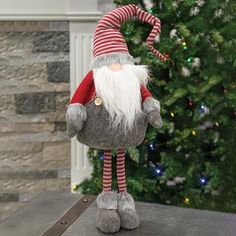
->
[0,189,236,236]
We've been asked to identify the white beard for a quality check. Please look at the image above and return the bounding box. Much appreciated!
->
[93,64,149,131]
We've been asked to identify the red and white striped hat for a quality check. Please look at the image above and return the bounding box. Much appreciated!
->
[92,4,168,64]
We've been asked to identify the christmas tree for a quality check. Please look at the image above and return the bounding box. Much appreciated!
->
[79,0,236,212]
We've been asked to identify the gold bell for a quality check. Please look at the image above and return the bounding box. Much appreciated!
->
[94,97,102,106]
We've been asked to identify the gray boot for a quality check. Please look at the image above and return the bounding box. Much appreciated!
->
[96,191,121,233]
[117,192,140,230]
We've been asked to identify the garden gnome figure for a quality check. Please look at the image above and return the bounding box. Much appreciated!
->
[66,4,168,234]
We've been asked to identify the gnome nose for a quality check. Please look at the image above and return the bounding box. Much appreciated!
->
[108,63,123,71]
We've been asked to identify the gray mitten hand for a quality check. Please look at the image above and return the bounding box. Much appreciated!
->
[148,110,163,128]
[67,122,77,138]
[142,97,163,129]
[66,103,87,138]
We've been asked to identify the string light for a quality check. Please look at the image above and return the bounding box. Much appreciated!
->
[184,197,190,204]
[149,142,156,151]
[187,57,193,63]
[182,41,187,50]
[72,184,79,191]
[186,97,194,108]
[199,176,209,186]
[192,130,197,136]
[152,165,164,177]
[199,104,210,117]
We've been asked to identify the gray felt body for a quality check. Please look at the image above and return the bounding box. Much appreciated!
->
[76,100,149,150]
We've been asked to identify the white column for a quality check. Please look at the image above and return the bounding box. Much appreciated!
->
[69,2,101,193]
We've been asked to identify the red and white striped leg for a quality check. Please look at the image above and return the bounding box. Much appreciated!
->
[103,150,112,192]
[116,149,127,192]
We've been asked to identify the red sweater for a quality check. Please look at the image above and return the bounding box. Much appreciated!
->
[70,70,152,104]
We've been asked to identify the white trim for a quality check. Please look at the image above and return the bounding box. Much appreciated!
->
[0,0,101,21]
[67,12,101,21]
[70,31,95,192]
[0,11,101,21]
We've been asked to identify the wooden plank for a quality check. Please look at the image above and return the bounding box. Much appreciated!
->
[0,189,81,236]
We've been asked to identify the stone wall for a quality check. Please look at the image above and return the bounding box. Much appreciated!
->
[0,0,115,222]
[0,21,71,221]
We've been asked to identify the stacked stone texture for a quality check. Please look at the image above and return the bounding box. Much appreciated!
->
[0,21,70,221]
[0,0,115,222]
